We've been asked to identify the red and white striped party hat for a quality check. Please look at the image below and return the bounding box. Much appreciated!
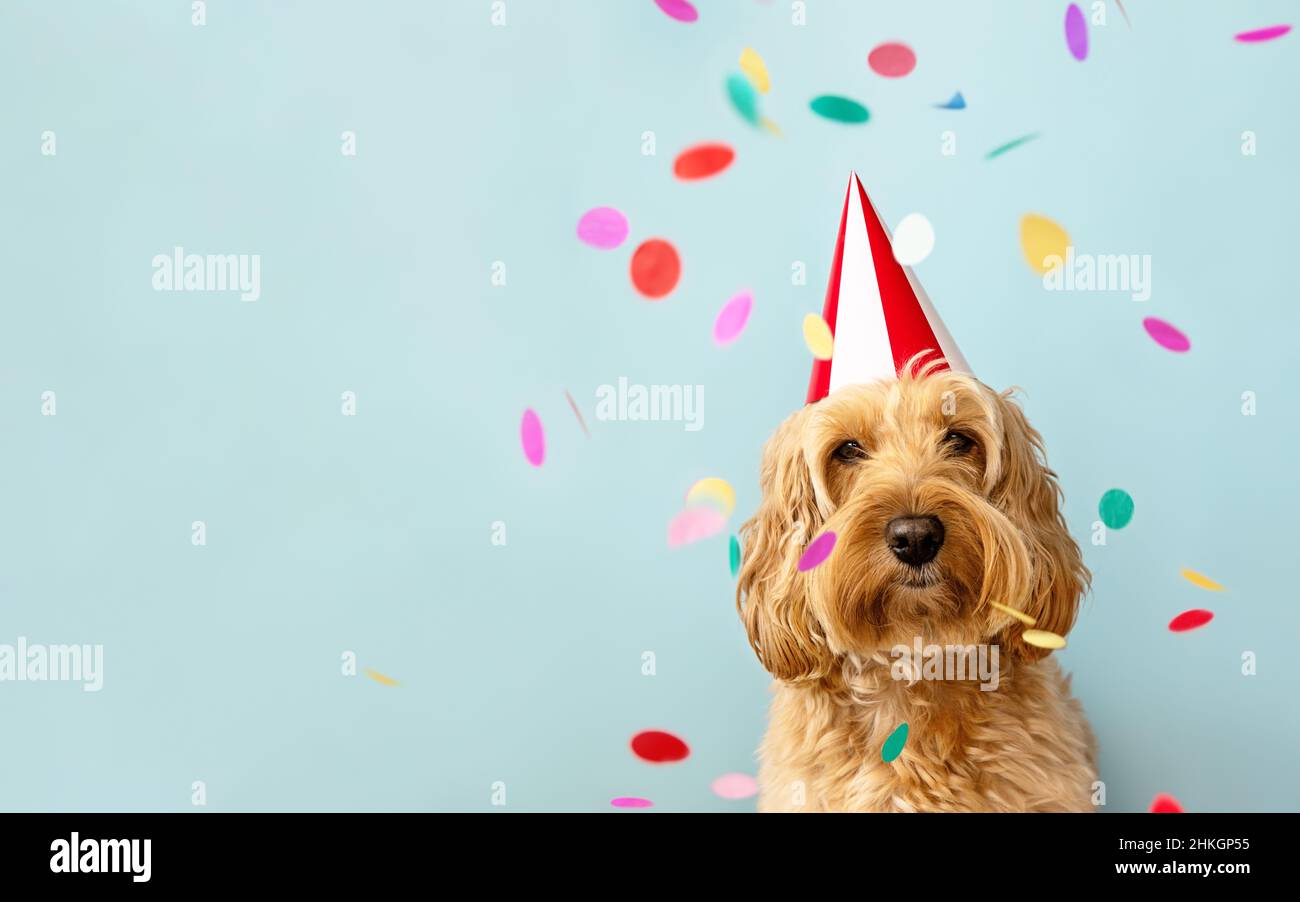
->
[807,172,970,404]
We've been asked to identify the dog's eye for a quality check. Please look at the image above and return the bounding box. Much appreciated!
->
[833,440,869,462]
[944,431,975,454]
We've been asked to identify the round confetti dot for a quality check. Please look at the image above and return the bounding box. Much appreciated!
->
[1064,4,1088,61]
[1022,629,1067,650]
[868,42,916,77]
[711,773,758,800]
[520,408,545,467]
[729,534,741,577]
[892,213,935,266]
[1168,609,1214,633]
[630,239,681,299]
[673,142,735,180]
[611,797,654,808]
[1019,213,1071,275]
[686,477,736,517]
[1235,24,1290,42]
[882,722,909,763]
[652,0,697,23]
[1098,488,1134,529]
[810,95,870,124]
[798,531,837,571]
[1149,793,1184,813]
[713,290,753,345]
[726,73,760,126]
[739,47,770,93]
[668,506,726,547]
[575,206,628,250]
[631,730,690,763]
[1180,568,1225,592]
[1143,317,1191,352]
[802,312,834,359]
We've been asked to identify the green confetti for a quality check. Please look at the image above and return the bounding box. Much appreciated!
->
[882,722,909,763]
[726,73,760,126]
[1098,488,1134,529]
[985,132,1041,160]
[729,535,741,577]
[809,94,870,124]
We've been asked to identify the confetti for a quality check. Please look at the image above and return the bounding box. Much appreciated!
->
[520,408,545,467]
[729,535,741,577]
[726,73,761,126]
[653,0,697,23]
[1142,316,1190,352]
[1235,25,1291,43]
[1019,213,1070,275]
[986,132,1040,159]
[934,91,966,110]
[365,669,399,686]
[1169,609,1214,633]
[564,389,590,438]
[739,47,770,93]
[713,290,753,346]
[1180,568,1225,592]
[686,477,736,517]
[1115,0,1131,29]
[798,531,837,571]
[711,773,758,799]
[802,312,834,359]
[1098,488,1134,529]
[630,239,681,299]
[990,600,1036,626]
[1022,629,1067,650]
[611,797,654,808]
[576,206,629,250]
[891,213,935,266]
[1065,4,1088,61]
[668,506,726,547]
[810,95,870,124]
[761,117,783,136]
[868,42,916,77]
[1149,793,1184,813]
[882,722,909,763]
[631,729,690,763]
[673,142,735,180]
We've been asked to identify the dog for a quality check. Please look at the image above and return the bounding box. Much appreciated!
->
[736,357,1096,812]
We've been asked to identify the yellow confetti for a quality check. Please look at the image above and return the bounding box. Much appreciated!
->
[760,117,783,137]
[1021,629,1066,650]
[365,669,400,686]
[1180,568,1225,592]
[686,477,736,517]
[802,313,834,360]
[1019,214,1071,275]
[739,47,770,94]
[990,600,1036,626]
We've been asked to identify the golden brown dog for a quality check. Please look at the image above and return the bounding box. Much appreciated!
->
[736,357,1096,811]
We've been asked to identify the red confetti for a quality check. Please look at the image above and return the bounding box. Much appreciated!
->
[630,729,690,763]
[1168,609,1214,632]
[1149,793,1184,813]
[867,42,916,77]
[630,239,681,299]
[672,143,735,180]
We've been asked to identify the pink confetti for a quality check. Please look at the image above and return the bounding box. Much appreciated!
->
[711,773,758,800]
[1149,793,1184,813]
[653,0,698,23]
[798,531,837,571]
[520,408,545,467]
[1235,25,1291,43]
[713,290,753,346]
[611,797,653,808]
[1064,4,1088,61]
[867,42,916,77]
[1142,317,1191,352]
[576,207,629,250]
[668,506,726,548]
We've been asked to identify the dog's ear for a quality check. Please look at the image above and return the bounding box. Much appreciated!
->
[990,393,1090,663]
[736,407,834,682]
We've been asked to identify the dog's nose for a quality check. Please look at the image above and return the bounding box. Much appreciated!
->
[885,515,945,566]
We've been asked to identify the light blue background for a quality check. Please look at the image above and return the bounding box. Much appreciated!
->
[1,0,1296,812]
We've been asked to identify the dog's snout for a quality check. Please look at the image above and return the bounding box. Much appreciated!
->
[885,515,945,566]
